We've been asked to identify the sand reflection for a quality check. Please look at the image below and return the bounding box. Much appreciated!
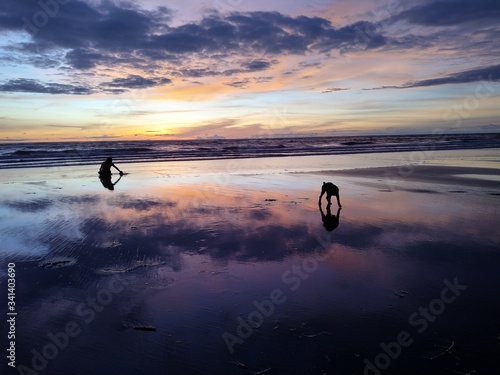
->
[0,165,499,375]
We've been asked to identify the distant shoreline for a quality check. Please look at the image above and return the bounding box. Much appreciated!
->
[1,131,499,145]
[0,133,499,170]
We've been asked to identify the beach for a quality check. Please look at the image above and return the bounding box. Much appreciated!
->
[1,148,499,375]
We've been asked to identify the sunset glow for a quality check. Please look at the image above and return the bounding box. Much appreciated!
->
[0,0,499,142]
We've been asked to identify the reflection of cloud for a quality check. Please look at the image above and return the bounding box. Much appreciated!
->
[116,199,173,211]
[2,177,499,271]
[0,196,87,257]
[2,166,499,375]
[59,196,101,205]
[333,223,384,248]
[4,198,53,212]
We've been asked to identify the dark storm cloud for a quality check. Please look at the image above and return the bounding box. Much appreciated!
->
[145,13,384,57]
[0,0,385,69]
[0,0,171,72]
[368,64,500,90]
[0,0,386,95]
[394,0,500,26]
[0,0,170,49]
[65,49,105,70]
[0,78,93,95]
[1,0,497,96]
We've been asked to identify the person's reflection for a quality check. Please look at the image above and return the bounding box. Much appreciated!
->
[99,174,122,190]
[98,157,125,191]
[319,202,341,232]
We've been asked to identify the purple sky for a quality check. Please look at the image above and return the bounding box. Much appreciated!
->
[0,0,499,141]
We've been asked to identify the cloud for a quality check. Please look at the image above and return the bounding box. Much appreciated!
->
[368,64,500,90]
[196,134,226,140]
[172,119,240,138]
[0,79,93,95]
[224,78,250,88]
[322,87,349,93]
[241,59,274,72]
[65,49,105,70]
[46,124,86,129]
[0,74,172,95]
[254,76,274,83]
[0,0,388,94]
[173,59,278,79]
[102,75,172,89]
[479,123,500,130]
[1,0,498,99]
[394,0,500,26]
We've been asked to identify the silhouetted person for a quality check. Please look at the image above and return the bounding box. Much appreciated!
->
[319,202,341,232]
[318,182,342,207]
[99,157,123,177]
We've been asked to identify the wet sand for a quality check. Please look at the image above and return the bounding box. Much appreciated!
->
[1,149,499,375]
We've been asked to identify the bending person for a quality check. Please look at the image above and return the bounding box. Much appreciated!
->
[318,182,342,208]
[99,157,123,177]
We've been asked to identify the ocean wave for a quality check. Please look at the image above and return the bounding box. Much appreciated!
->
[102,147,154,153]
[1,134,499,169]
[340,141,375,146]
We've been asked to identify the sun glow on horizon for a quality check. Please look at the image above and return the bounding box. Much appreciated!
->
[0,0,499,142]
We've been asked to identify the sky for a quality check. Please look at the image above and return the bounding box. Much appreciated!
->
[0,0,499,142]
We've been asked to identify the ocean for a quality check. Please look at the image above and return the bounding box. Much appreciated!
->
[0,133,499,169]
